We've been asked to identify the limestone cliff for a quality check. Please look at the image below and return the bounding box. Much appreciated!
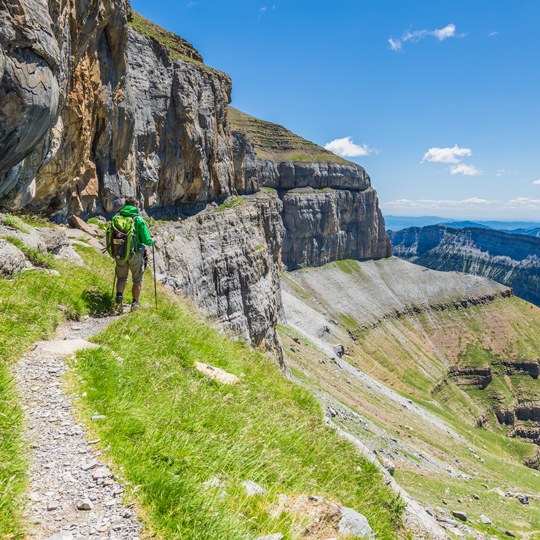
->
[229,107,391,270]
[0,1,391,351]
[151,202,285,364]
[389,225,540,306]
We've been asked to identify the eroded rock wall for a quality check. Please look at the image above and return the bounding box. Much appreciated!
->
[152,203,285,364]
[231,131,391,270]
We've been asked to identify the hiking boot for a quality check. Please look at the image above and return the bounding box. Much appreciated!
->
[130,301,140,313]
[115,301,123,314]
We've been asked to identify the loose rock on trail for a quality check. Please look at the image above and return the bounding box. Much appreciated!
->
[14,316,142,539]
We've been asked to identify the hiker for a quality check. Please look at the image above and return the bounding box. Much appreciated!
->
[108,197,154,312]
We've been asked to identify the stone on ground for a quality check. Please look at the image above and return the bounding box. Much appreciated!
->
[382,458,395,475]
[195,361,240,384]
[480,515,492,525]
[0,238,26,275]
[68,215,95,236]
[451,510,467,521]
[242,480,266,496]
[338,506,373,537]
[45,532,74,540]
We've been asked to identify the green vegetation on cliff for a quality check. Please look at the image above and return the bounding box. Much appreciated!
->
[128,9,203,63]
[229,106,351,164]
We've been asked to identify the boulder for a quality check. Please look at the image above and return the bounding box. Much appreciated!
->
[451,510,467,521]
[68,215,94,236]
[517,494,529,505]
[382,458,396,476]
[338,506,373,537]
[0,239,26,275]
[480,515,492,525]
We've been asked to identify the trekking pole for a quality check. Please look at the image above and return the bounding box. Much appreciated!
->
[152,243,158,310]
[111,271,117,304]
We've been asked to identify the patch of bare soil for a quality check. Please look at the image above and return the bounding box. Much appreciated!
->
[270,494,342,540]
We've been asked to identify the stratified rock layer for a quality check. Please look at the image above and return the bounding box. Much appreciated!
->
[152,203,285,363]
[389,225,540,306]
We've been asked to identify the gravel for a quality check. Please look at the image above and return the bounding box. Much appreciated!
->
[14,316,142,539]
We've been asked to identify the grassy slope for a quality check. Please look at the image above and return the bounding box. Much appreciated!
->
[229,107,350,164]
[0,224,404,539]
[128,9,202,63]
[280,260,540,537]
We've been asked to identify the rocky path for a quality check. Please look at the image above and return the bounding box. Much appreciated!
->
[14,316,143,540]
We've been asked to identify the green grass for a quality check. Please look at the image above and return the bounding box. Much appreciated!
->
[0,241,404,539]
[0,215,29,234]
[228,107,351,164]
[69,296,405,539]
[213,197,245,212]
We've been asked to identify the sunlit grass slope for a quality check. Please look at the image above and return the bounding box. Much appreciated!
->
[71,293,404,539]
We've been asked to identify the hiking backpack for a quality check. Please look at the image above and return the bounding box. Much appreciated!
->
[105,214,137,261]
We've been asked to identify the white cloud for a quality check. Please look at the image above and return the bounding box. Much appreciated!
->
[432,24,456,40]
[388,38,402,51]
[389,24,462,51]
[489,31,498,36]
[324,137,374,157]
[382,197,540,212]
[422,145,472,164]
[450,164,483,176]
[533,180,540,185]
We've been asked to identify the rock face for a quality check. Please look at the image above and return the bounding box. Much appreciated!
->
[389,225,540,306]
[280,187,390,270]
[230,109,391,270]
[1,1,391,351]
[152,203,285,363]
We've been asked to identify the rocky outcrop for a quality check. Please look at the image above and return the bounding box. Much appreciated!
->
[230,113,391,270]
[0,239,26,275]
[151,202,285,364]
[280,187,391,269]
[1,1,234,218]
[389,225,540,306]
[448,366,492,389]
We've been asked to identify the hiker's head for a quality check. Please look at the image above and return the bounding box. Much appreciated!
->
[125,197,140,209]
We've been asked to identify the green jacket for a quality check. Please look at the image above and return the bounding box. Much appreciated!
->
[119,205,154,247]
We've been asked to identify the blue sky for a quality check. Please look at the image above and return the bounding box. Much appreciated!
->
[131,0,540,220]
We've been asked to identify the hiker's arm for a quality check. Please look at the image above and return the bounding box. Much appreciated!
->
[137,218,154,246]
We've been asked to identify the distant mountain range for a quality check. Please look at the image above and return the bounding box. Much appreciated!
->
[384,215,540,235]
[388,224,540,306]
